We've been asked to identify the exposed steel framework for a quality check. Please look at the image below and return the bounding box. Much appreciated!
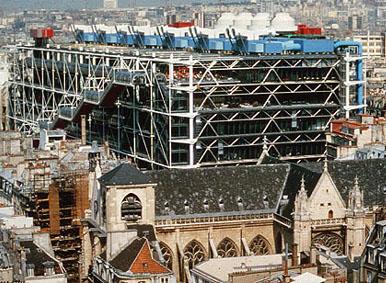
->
[8,45,362,169]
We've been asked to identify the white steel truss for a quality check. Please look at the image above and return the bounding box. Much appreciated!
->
[8,45,359,169]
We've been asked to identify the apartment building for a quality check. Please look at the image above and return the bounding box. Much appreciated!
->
[354,33,386,58]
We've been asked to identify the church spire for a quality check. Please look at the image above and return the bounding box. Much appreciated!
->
[348,176,364,212]
[295,175,309,219]
[257,136,269,165]
[300,175,306,193]
[297,175,308,203]
[323,158,328,172]
[354,175,359,188]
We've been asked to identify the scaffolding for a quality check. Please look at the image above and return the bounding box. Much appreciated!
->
[8,44,363,169]
[33,171,89,283]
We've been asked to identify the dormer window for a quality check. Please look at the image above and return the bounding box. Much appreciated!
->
[219,198,225,211]
[184,200,190,214]
[121,194,142,221]
[164,201,170,213]
[263,195,269,209]
[203,199,209,211]
[237,197,244,211]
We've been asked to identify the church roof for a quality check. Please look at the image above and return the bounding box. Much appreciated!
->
[280,163,321,218]
[148,164,290,216]
[109,238,170,274]
[98,157,386,220]
[99,163,152,186]
[281,159,386,218]
[148,158,386,219]
[301,159,386,208]
[109,238,145,272]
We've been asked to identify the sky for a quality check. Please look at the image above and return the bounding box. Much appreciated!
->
[0,0,230,11]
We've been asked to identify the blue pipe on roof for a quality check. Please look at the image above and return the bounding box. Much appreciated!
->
[334,41,364,114]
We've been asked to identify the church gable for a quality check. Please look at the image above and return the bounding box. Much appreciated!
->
[129,240,170,274]
[109,238,170,274]
[308,169,346,220]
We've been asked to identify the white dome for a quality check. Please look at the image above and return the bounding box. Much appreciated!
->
[239,12,253,18]
[250,13,271,30]
[221,12,235,18]
[234,12,253,29]
[271,13,296,32]
[215,13,236,28]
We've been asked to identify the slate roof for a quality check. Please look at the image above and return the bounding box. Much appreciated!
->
[110,238,146,272]
[147,158,386,219]
[277,158,386,218]
[99,163,152,186]
[109,238,170,274]
[300,159,386,208]
[280,163,321,218]
[148,164,290,216]
[331,256,361,271]
[99,156,386,220]
[19,240,62,276]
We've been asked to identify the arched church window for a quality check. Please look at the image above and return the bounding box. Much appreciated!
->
[121,193,142,220]
[249,235,271,255]
[217,238,238,257]
[183,240,206,269]
[159,242,173,270]
[328,210,333,219]
[312,232,344,255]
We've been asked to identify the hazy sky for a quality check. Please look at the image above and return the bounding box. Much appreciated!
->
[0,0,229,11]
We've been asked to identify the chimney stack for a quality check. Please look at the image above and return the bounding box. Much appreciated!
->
[81,115,87,145]
[43,261,55,276]
[291,243,298,266]
[282,243,290,282]
[310,246,317,264]
[26,264,35,277]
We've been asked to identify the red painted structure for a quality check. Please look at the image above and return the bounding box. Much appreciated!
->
[167,21,194,28]
[296,24,322,35]
[30,28,55,39]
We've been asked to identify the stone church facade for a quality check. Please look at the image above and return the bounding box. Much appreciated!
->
[82,154,386,282]
[293,163,368,261]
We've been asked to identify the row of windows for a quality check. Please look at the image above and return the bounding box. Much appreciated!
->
[159,235,273,270]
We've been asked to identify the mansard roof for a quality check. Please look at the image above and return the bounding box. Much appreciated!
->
[148,164,291,216]
[99,162,152,186]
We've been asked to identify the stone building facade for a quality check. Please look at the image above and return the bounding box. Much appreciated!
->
[81,154,386,282]
[360,220,386,282]
[293,163,367,261]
